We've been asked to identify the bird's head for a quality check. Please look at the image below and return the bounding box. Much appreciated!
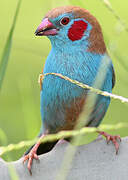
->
[35,6,106,54]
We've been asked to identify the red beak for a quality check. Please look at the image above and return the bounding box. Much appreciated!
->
[35,18,58,36]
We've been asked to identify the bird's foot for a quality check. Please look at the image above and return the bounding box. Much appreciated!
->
[97,131,121,154]
[23,147,39,175]
[23,133,48,175]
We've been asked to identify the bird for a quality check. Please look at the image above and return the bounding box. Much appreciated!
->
[23,6,121,174]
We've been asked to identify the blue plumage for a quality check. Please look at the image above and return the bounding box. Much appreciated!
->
[40,13,113,133]
[41,49,113,133]
[24,7,119,174]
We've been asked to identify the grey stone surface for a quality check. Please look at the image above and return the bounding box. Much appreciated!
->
[0,137,128,180]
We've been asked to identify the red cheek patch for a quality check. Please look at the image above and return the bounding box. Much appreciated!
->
[68,20,88,41]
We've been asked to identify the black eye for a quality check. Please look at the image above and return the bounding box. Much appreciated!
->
[60,17,70,26]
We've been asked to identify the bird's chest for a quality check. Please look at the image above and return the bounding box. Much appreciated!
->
[41,50,97,106]
[40,50,103,132]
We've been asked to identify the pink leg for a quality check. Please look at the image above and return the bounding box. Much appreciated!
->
[97,131,121,154]
[23,134,46,175]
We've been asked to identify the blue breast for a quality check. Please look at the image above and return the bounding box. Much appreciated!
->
[40,44,113,133]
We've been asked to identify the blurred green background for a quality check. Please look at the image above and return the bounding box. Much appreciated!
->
[0,0,128,161]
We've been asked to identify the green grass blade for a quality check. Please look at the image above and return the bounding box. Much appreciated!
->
[0,0,22,91]
[8,165,19,180]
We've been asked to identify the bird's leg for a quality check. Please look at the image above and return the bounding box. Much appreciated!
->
[23,133,46,175]
[97,131,121,154]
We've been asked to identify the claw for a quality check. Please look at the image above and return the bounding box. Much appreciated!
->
[23,150,39,175]
[34,153,39,160]
[98,131,121,154]
[23,155,28,164]
[106,136,111,144]
[23,133,47,175]
[115,135,121,142]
